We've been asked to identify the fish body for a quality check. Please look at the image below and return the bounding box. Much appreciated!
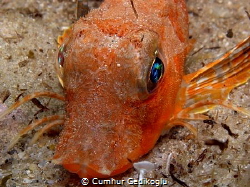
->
[54,0,189,178]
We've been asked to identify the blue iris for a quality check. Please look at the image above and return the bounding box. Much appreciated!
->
[150,57,164,83]
[58,45,65,67]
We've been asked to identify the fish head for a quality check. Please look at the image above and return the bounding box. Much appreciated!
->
[53,4,188,178]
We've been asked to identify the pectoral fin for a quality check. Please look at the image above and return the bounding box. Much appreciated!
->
[168,36,250,134]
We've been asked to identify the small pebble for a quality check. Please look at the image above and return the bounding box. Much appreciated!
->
[47,179,55,184]
[18,152,26,159]
[26,169,31,175]
[226,29,233,38]
[23,178,32,184]
[29,163,38,171]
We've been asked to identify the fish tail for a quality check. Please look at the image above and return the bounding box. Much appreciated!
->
[169,36,250,134]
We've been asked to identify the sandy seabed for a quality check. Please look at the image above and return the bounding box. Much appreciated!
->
[0,0,250,186]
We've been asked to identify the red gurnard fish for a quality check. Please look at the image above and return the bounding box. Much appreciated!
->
[1,0,250,178]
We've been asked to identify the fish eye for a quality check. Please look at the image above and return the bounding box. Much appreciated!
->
[56,44,66,88]
[58,44,65,67]
[147,52,164,92]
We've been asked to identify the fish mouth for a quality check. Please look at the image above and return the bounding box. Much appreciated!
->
[52,115,143,178]
[52,156,133,178]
